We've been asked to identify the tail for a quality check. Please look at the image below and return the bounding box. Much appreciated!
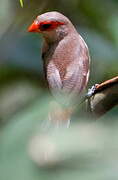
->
[48,101,74,128]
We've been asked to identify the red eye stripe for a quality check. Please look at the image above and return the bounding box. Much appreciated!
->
[39,21,65,31]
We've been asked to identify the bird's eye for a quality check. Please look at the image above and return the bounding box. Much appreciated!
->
[40,23,52,30]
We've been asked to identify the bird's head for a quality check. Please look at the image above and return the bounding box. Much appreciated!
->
[28,11,75,42]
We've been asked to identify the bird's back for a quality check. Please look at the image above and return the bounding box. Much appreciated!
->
[42,32,90,106]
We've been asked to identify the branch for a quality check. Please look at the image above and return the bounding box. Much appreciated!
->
[87,76,118,118]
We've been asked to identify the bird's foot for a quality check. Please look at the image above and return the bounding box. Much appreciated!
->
[86,84,99,98]
[85,84,99,112]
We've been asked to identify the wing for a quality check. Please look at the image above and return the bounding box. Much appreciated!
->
[47,57,89,106]
[62,36,90,97]
[47,61,75,106]
[47,61,63,96]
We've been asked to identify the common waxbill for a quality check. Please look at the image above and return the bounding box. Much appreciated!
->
[28,11,90,125]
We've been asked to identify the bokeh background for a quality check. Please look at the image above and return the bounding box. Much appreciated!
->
[0,0,118,179]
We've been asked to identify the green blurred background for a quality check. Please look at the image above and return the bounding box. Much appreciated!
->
[0,0,118,179]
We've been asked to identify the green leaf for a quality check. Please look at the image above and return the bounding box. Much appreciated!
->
[20,0,24,7]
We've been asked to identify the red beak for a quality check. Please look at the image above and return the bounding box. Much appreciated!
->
[28,22,40,32]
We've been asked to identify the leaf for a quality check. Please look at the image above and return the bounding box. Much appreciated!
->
[20,0,24,7]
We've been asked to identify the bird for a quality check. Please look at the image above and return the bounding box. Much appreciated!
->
[28,11,90,127]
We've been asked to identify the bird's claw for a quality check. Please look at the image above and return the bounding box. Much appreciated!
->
[85,84,99,113]
[86,84,99,98]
